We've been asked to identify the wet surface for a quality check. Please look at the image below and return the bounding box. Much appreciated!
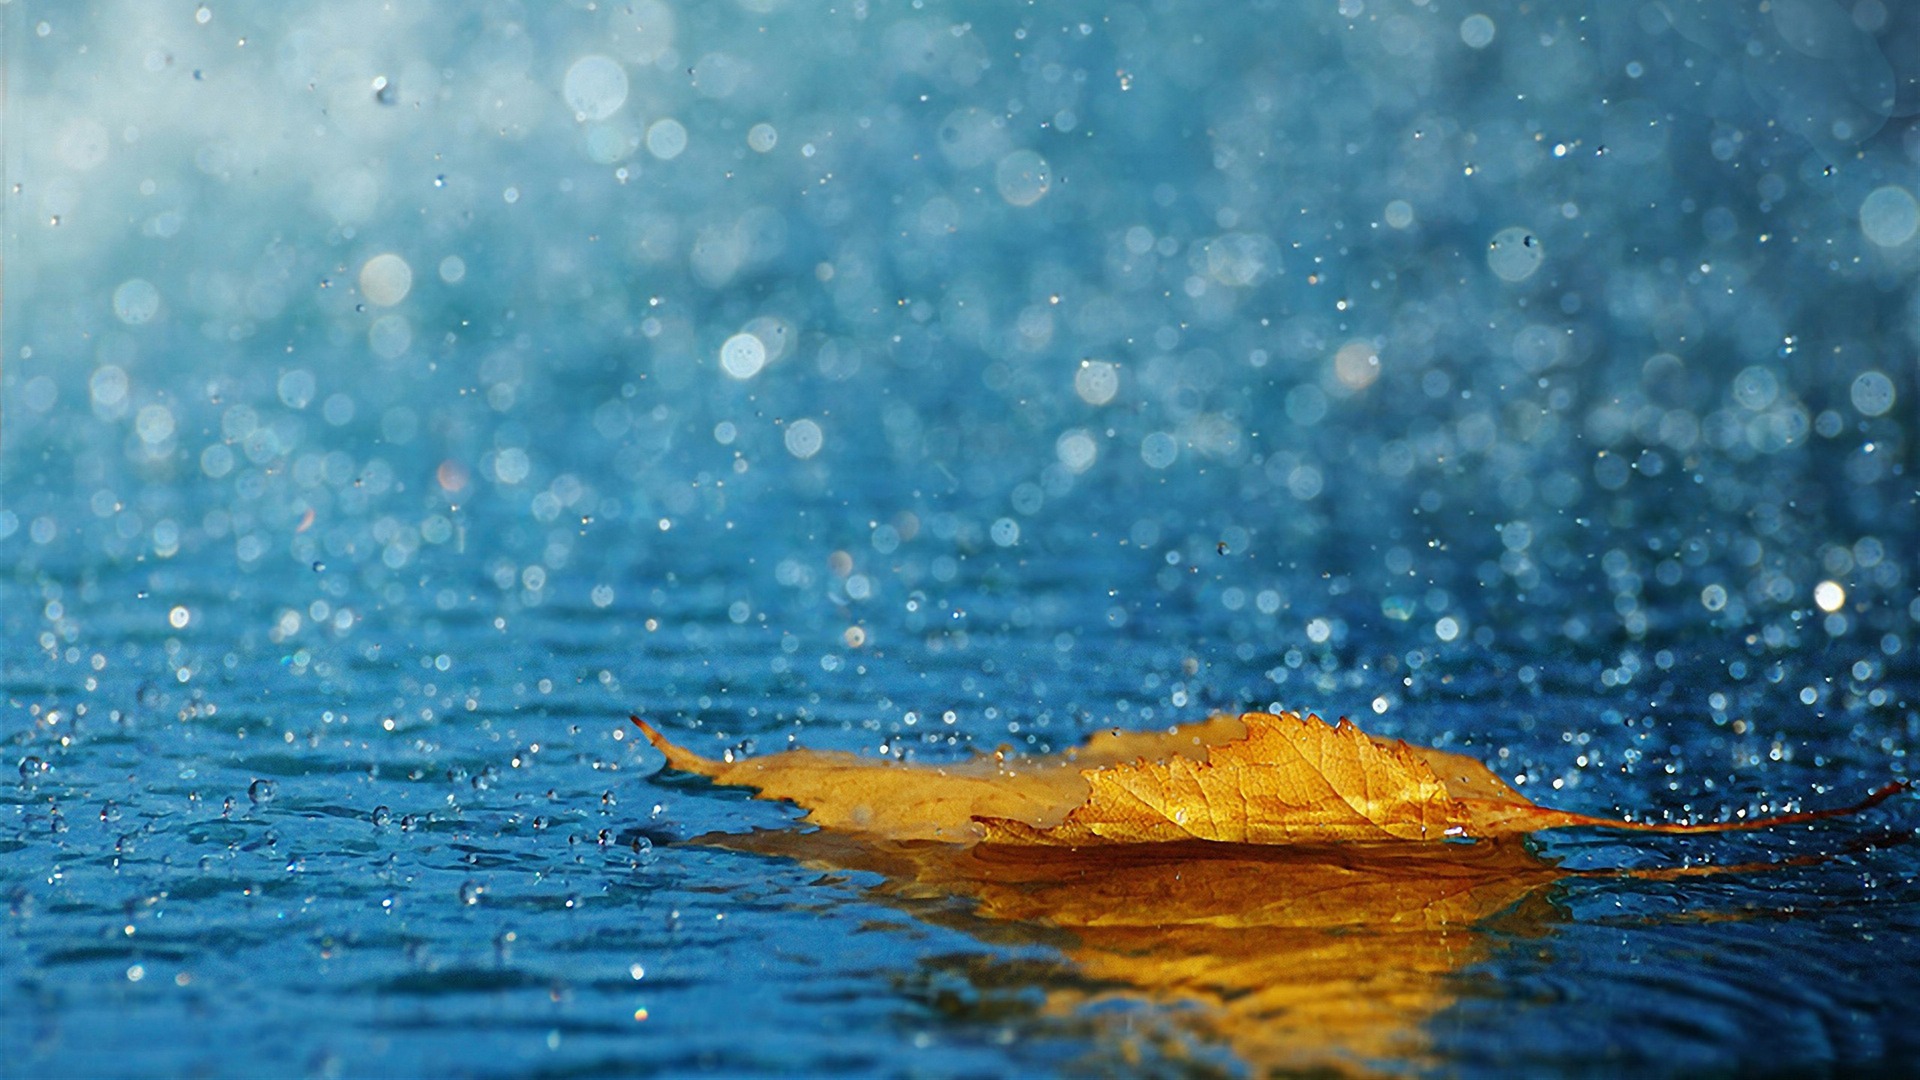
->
[6,506,1918,1076]
[6,1,1920,1075]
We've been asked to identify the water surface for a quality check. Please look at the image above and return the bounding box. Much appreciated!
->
[5,1,1920,1075]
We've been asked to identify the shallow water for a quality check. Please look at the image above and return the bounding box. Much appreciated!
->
[7,499,1917,1077]
[6,1,1920,1076]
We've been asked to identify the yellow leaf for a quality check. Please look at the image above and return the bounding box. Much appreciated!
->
[638,709,1901,1077]
[976,711,1462,844]
[629,713,1249,843]
[635,710,1902,848]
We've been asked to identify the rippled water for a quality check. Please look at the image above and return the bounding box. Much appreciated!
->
[7,500,1918,1077]
[7,1,1920,1075]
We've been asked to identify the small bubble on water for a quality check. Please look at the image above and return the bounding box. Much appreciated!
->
[18,755,48,781]
[248,778,277,806]
[459,880,484,906]
[371,805,391,827]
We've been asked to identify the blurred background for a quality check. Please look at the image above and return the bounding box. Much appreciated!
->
[4,1,1918,1075]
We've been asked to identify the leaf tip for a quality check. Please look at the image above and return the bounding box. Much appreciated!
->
[629,714,721,777]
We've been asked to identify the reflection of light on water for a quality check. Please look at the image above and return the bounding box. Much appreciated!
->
[6,0,1920,1075]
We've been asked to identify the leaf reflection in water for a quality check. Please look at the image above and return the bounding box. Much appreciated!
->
[707,828,1565,1076]
[636,711,1901,1076]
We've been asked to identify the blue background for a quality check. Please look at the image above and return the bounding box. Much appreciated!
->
[4,1,1919,1075]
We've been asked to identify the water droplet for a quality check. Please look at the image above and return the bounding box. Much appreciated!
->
[247,778,277,806]
[563,55,629,122]
[995,149,1052,207]
[1487,225,1545,282]
[113,279,161,325]
[18,755,48,781]
[459,880,484,906]
[370,805,391,827]
[358,253,413,307]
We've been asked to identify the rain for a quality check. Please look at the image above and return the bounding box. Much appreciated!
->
[3,2,1919,1076]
